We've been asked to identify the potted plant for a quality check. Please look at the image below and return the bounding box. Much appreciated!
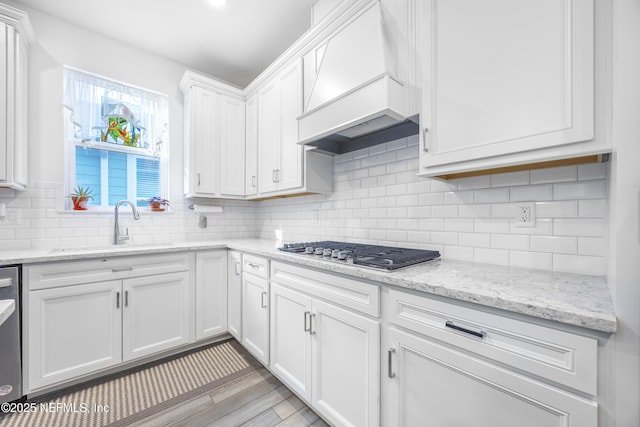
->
[147,196,169,211]
[68,185,94,210]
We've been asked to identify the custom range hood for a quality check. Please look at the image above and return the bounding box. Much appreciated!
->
[298,0,418,155]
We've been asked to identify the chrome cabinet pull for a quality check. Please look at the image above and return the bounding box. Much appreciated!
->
[252,175,256,187]
[247,262,261,270]
[423,128,429,152]
[125,290,129,307]
[309,313,316,335]
[304,311,311,332]
[197,173,201,186]
[388,347,396,378]
[112,266,133,273]
[261,291,267,308]
[235,261,241,276]
[445,320,486,339]
[116,291,120,309]
[272,170,277,183]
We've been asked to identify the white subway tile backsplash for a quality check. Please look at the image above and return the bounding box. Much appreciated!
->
[459,232,490,248]
[579,199,607,218]
[530,165,577,184]
[474,248,510,266]
[530,236,577,254]
[510,250,553,270]
[535,201,578,218]
[510,184,553,202]
[553,254,605,276]
[554,181,607,200]
[474,187,509,204]
[3,138,608,276]
[492,171,529,187]
[578,237,606,256]
[554,218,606,237]
[491,234,530,251]
[578,162,607,181]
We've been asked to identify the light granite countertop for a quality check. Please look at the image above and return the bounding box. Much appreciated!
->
[0,299,15,327]
[0,238,617,333]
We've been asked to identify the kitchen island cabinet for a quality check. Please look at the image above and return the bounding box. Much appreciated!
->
[25,253,193,392]
[417,0,609,178]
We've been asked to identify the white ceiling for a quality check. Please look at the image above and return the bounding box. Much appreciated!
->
[11,0,317,87]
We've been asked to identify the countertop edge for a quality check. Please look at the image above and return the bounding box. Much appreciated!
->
[0,239,617,334]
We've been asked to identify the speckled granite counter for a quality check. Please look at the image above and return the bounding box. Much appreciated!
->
[0,299,15,327]
[0,238,616,333]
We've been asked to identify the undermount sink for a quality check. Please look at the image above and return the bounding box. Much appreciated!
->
[50,243,175,253]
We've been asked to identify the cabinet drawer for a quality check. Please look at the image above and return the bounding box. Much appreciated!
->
[386,288,597,395]
[27,253,191,290]
[243,254,269,279]
[271,261,379,317]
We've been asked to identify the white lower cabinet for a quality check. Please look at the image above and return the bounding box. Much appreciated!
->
[241,255,270,364]
[27,280,122,391]
[123,272,191,361]
[383,288,598,427]
[269,262,380,427]
[195,250,228,340]
[227,251,242,340]
[26,254,192,392]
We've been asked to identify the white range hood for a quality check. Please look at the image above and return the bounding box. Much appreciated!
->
[298,0,418,154]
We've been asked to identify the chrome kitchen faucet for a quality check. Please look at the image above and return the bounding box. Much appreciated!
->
[113,200,141,244]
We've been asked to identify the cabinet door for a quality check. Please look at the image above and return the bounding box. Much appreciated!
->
[257,78,280,194]
[27,281,122,391]
[0,22,7,183]
[311,299,380,427]
[420,0,594,172]
[270,283,313,402]
[123,272,191,362]
[189,86,219,196]
[244,94,258,196]
[227,251,242,340]
[385,327,597,427]
[277,59,303,191]
[241,273,270,364]
[195,251,228,340]
[219,94,246,196]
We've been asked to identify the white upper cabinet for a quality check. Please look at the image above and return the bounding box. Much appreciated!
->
[180,71,246,198]
[0,4,33,190]
[245,94,258,196]
[418,0,608,178]
[256,59,333,197]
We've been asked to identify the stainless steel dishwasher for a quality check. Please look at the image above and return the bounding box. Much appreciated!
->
[0,265,21,403]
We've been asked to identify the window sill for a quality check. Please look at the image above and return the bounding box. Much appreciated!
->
[56,207,174,215]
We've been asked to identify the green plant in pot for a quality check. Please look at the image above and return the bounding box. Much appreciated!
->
[147,196,169,211]
[68,185,94,210]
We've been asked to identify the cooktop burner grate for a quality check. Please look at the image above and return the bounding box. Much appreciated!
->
[278,241,440,271]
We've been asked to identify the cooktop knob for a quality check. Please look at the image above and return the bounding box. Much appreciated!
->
[323,248,333,257]
[305,247,314,254]
[331,249,341,258]
[314,247,324,255]
[337,250,352,260]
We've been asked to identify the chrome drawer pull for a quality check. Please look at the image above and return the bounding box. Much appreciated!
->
[247,262,261,269]
[309,313,316,335]
[445,320,486,339]
[388,347,396,378]
[116,291,120,309]
[112,266,133,273]
[235,261,241,276]
[260,291,267,308]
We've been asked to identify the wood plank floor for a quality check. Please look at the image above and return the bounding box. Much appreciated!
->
[128,366,330,427]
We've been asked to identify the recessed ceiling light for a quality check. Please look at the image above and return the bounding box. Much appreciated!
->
[208,0,226,7]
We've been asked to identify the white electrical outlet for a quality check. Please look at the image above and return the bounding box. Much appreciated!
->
[514,203,536,227]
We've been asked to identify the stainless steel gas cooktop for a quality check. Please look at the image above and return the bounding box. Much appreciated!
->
[278,241,440,271]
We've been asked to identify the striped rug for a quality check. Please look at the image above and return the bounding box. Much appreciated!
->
[0,340,258,427]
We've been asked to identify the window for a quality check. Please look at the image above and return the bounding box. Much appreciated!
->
[63,67,169,209]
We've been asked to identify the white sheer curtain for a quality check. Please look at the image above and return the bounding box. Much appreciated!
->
[63,67,168,156]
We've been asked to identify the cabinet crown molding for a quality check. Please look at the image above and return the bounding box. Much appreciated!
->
[0,3,35,47]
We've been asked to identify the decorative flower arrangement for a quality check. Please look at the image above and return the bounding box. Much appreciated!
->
[147,197,169,211]
[68,185,94,210]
